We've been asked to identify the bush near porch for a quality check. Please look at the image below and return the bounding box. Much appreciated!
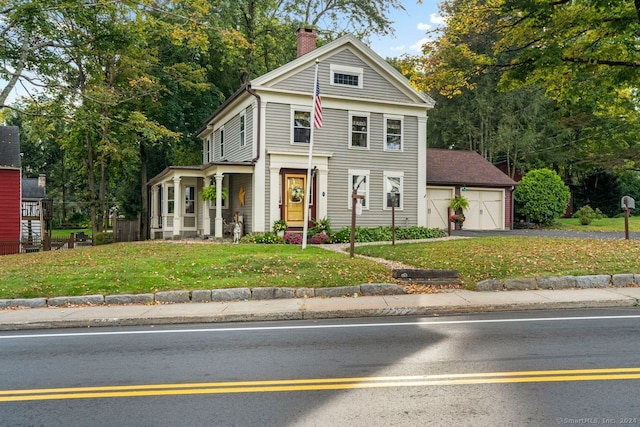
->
[240,226,447,245]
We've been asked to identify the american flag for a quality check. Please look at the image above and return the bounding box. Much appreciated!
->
[313,78,322,129]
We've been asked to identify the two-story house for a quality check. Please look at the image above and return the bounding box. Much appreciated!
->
[148,29,435,239]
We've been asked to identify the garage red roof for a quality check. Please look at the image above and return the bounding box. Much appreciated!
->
[427,148,517,187]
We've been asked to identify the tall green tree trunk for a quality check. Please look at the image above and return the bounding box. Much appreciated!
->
[140,142,148,240]
[85,132,97,238]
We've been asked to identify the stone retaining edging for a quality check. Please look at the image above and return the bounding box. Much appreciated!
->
[476,273,640,291]
[0,283,406,309]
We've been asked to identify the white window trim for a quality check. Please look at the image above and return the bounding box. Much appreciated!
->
[184,185,196,216]
[219,126,225,159]
[291,106,312,145]
[330,64,363,89]
[349,111,370,150]
[208,175,229,210]
[383,171,404,211]
[167,185,175,214]
[384,115,404,152]
[239,113,246,147]
[348,169,370,210]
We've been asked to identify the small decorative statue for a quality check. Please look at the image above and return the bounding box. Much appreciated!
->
[233,222,241,244]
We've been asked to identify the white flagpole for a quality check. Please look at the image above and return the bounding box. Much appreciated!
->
[302,59,320,250]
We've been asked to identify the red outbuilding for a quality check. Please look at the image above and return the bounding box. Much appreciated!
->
[0,126,22,255]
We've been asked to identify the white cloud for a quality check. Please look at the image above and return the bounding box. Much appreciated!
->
[417,22,431,31]
[390,44,407,51]
[410,38,431,52]
[430,13,446,25]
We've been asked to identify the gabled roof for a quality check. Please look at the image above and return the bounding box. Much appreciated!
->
[251,34,435,107]
[21,178,46,199]
[427,149,517,187]
[196,34,436,137]
[0,126,21,168]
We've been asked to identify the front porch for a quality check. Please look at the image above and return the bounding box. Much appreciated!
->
[148,164,255,240]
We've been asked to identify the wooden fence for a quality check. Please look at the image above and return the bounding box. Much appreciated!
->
[114,217,140,242]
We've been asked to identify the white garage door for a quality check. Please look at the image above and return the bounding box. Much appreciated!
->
[426,187,453,230]
[464,189,504,230]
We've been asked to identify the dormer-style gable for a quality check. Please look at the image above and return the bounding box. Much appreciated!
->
[251,34,435,108]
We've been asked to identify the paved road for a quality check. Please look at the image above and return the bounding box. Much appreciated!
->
[2,308,640,426]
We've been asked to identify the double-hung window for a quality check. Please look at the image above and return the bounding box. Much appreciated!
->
[293,109,311,143]
[219,127,225,158]
[384,172,404,210]
[350,113,369,148]
[348,169,369,209]
[185,186,195,214]
[385,116,403,151]
[167,186,175,214]
[240,114,246,147]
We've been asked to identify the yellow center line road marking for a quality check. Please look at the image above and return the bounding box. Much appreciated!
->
[2,367,639,402]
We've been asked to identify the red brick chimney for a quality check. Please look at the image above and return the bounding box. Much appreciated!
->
[297,28,317,57]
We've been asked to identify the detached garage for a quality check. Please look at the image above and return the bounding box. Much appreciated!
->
[426,149,517,230]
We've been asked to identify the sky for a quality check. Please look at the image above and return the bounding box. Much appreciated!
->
[369,1,444,58]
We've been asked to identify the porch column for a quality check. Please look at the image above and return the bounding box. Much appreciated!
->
[173,176,182,238]
[151,185,160,232]
[214,173,223,238]
[161,182,168,229]
[417,115,428,227]
[269,167,281,228]
[318,168,328,220]
[203,177,211,236]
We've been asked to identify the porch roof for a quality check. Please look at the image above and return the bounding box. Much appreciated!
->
[147,162,255,187]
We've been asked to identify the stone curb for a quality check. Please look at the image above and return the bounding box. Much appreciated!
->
[0,283,404,309]
[3,273,639,309]
[476,273,640,292]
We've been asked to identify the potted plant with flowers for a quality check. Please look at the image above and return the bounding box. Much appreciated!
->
[449,213,466,229]
[272,219,288,237]
[449,194,469,230]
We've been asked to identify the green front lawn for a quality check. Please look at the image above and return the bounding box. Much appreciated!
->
[0,242,392,299]
[2,232,639,299]
[357,236,640,288]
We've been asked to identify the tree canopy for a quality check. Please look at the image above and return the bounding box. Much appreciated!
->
[2,0,410,235]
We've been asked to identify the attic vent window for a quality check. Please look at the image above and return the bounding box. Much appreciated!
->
[334,73,359,86]
[330,64,363,89]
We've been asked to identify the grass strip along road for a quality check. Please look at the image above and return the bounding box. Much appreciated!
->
[2,367,640,402]
[1,235,640,297]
